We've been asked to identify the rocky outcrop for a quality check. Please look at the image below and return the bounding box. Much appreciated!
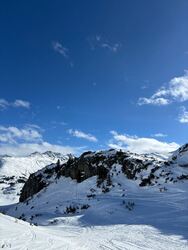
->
[19,163,61,202]
[58,152,113,182]
[20,150,162,202]
[19,173,46,202]
[20,146,188,203]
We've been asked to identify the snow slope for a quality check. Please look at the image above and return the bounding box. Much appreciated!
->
[170,143,188,167]
[0,151,69,205]
[5,168,188,236]
[0,210,188,250]
[1,147,188,249]
[0,151,69,177]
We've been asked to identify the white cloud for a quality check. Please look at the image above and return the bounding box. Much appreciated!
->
[52,41,69,58]
[109,131,179,157]
[179,106,188,123]
[0,125,42,143]
[68,129,98,142]
[151,133,167,138]
[138,71,188,106]
[138,97,170,106]
[0,98,30,110]
[0,124,84,156]
[0,142,83,157]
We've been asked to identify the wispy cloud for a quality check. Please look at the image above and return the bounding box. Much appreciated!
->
[109,131,179,157]
[0,99,30,110]
[13,99,30,108]
[51,121,67,126]
[179,106,188,124]
[138,71,188,106]
[101,43,120,52]
[151,133,167,138]
[68,129,98,142]
[52,41,74,67]
[88,35,121,53]
[52,41,69,58]
[0,99,9,109]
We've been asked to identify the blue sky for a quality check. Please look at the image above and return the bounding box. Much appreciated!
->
[0,0,188,156]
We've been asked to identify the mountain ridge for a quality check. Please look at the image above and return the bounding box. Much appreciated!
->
[2,144,187,228]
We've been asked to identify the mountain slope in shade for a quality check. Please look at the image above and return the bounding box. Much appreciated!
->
[170,143,188,167]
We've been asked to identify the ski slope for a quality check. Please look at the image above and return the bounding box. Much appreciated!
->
[4,172,188,249]
[0,212,187,250]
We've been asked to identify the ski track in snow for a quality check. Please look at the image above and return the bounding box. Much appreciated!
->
[1,179,188,249]
[1,213,187,250]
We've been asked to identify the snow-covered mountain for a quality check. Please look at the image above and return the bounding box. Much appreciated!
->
[1,145,188,249]
[170,143,188,167]
[16,148,188,206]
[0,151,70,205]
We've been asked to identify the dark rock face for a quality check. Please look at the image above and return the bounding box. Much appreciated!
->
[58,153,109,182]
[19,173,46,202]
[122,158,144,179]
[178,144,188,155]
[19,163,62,202]
[58,150,146,183]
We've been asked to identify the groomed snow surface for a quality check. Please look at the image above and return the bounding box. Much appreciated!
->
[0,212,187,250]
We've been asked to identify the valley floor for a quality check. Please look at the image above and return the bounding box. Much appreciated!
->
[0,213,188,250]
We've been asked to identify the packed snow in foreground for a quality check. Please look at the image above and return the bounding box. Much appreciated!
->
[0,211,187,250]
